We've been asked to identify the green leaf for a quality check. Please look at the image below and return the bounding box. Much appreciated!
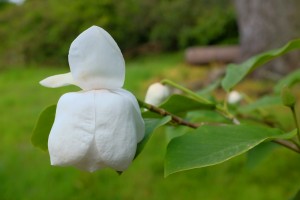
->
[273,129,297,140]
[274,69,300,93]
[141,94,215,118]
[187,110,231,124]
[221,39,300,92]
[161,79,213,104]
[161,94,215,113]
[291,189,300,200]
[142,110,162,118]
[165,126,192,144]
[238,96,281,113]
[197,79,220,96]
[165,124,293,176]
[31,105,56,151]
[135,116,171,158]
[246,142,277,169]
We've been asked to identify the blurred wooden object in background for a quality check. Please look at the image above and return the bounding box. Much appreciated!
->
[185,46,240,65]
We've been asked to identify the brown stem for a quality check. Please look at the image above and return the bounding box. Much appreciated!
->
[290,106,300,142]
[145,103,199,129]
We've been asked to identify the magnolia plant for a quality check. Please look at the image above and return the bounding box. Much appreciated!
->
[32,25,300,198]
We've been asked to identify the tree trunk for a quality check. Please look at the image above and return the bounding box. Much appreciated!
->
[234,0,300,79]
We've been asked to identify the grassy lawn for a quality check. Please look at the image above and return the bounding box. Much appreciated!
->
[0,53,300,200]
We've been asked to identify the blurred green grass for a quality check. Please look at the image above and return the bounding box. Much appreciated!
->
[0,53,300,200]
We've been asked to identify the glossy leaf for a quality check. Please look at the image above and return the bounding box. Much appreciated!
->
[274,69,300,93]
[165,124,296,176]
[135,116,172,158]
[238,96,281,113]
[31,105,56,151]
[187,110,230,124]
[161,94,215,113]
[222,39,300,92]
[165,126,193,144]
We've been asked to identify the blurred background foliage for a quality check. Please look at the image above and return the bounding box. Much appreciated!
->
[0,0,237,67]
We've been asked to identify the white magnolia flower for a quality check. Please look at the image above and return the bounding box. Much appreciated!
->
[144,82,170,106]
[228,90,242,104]
[40,26,145,172]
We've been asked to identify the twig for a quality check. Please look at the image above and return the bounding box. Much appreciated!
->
[139,100,199,128]
[273,139,300,153]
[291,106,300,142]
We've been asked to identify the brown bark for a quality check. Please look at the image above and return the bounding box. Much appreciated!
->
[235,0,300,79]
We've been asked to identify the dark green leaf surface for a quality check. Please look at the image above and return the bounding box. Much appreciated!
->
[135,116,171,158]
[291,189,300,200]
[165,124,296,176]
[31,105,56,151]
[187,110,230,124]
[222,39,300,91]
[246,142,277,169]
[160,94,215,114]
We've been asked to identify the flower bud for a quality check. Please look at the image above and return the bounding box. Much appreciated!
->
[228,91,242,104]
[145,82,170,106]
[281,86,296,107]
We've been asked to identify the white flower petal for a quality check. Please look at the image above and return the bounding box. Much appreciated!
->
[145,82,171,106]
[93,89,145,171]
[48,90,145,172]
[68,25,125,90]
[48,92,95,168]
[112,89,145,143]
[39,72,77,88]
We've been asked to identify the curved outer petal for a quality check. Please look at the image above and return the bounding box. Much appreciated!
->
[48,92,95,169]
[145,82,171,106]
[112,89,145,143]
[48,90,145,172]
[93,89,145,171]
[39,72,78,88]
[68,25,125,90]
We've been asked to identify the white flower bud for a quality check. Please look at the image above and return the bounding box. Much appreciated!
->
[228,91,242,104]
[145,83,170,106]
